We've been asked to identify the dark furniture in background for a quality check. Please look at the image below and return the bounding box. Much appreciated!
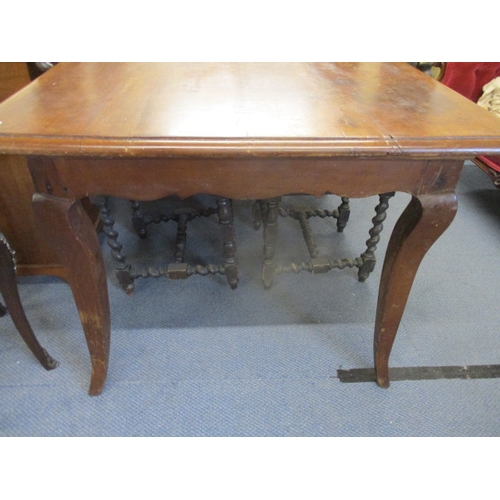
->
[0,232,58,370]
[0,62,99,280]
[252,193,394,289]
[0,63,67,278]
[98,196,239,294]
[416,62,500,187]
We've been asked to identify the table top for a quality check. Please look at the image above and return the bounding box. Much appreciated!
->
[1,62,500,158]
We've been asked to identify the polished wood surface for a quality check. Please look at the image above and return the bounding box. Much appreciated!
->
[1,62,500,157]
[0,62,30,103]
[1,63,500,395]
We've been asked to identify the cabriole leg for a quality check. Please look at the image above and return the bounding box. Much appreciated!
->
[374,193,458,388]
[32,194,111,396]
[0,233,58,370]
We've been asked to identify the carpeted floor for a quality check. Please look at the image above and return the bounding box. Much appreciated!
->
[1,161,499,436]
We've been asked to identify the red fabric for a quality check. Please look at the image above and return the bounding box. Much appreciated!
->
[478,155,500,173]
[441,62,500,102]
[441,63,500,172]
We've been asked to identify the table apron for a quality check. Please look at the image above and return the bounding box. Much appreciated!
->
[27,156,464,201]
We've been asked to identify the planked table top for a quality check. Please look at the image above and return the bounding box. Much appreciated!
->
[1,62,500,158]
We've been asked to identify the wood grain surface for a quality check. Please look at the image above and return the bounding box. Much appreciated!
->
[1,63,500,158]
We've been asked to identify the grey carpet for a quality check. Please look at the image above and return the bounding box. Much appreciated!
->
[1,161,499,436]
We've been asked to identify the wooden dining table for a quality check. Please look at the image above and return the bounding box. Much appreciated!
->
[1,62,500,395]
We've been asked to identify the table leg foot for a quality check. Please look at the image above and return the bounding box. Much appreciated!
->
[374,193,458,387]
[88,358,108,396]
[376,372,390,388]
[40,348,59,370]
